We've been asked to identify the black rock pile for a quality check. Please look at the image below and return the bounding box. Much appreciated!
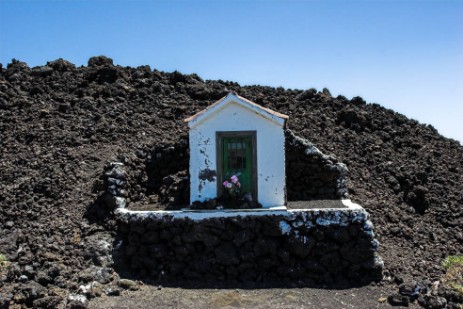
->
[0,56,462,308]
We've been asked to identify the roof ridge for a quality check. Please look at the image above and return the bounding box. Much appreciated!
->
[184,92,288,124]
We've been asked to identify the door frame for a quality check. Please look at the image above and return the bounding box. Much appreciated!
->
[216,131,258,201]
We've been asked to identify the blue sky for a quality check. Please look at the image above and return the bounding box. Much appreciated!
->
[1,0,462,143]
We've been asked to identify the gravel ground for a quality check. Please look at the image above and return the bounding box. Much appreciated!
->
[89,284,418,309]
[287,200,348,209]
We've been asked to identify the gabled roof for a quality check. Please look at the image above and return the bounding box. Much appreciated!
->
[184,92,289,128]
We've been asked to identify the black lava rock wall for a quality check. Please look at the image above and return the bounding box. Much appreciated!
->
[285,129,349,200]
[115,208,383,287]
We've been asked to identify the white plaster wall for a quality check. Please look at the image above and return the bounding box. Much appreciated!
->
[189,102,286,207]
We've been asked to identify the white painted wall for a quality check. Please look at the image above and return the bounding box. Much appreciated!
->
[189,101,286,208]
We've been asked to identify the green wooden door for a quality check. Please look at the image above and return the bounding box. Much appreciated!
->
[222,136,253,195]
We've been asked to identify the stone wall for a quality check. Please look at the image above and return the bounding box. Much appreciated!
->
[125,139,190,210]
[144,140,189,198]
[105,154,381,287]
[144,140,190,208]
[103,162,128,209]
[114,204,383,286]
[285,129,349,200]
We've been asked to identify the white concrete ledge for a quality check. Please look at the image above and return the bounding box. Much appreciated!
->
[115,199,367,225]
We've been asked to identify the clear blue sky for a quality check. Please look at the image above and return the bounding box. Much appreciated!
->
[1,0,462,143]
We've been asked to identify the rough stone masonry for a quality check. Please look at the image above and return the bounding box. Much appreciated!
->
[113,203,383,286]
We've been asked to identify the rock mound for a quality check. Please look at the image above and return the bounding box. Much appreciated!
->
[0,56,462,308]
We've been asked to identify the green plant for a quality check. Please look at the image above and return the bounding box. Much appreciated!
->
[442,255,463,296]
[0,254,9,271]
[443,256,463,269]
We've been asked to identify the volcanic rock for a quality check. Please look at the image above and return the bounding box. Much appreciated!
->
[0,56,462,308]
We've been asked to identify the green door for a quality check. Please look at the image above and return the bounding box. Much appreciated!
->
[222,136,253,196]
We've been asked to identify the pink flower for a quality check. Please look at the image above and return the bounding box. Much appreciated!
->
[226,182,233,189]
[223,180,230,187]
[230,175,239,184]
[236,182,241,188]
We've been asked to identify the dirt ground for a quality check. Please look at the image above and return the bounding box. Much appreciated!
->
[89,284,418,309]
